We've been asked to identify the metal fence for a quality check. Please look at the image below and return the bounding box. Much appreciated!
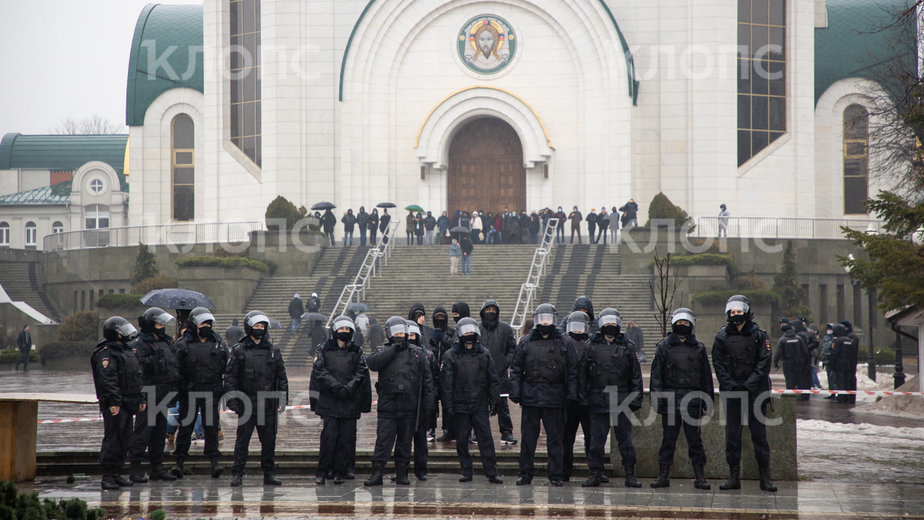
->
[692,217,884,240]
[42,221,263,251]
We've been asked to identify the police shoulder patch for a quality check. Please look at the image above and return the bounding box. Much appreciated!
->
[765,339,772,351]
[101,358,109,368]
[313,354,319,364]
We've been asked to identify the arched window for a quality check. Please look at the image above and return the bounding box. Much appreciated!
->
[843,104,869,214]
[52,221,64,234]
[737,0,787,166]
[25,221,37,247]
[0,222,9,246]
[172,114,195,221]
[229,0,262,166]
[85,204,110,230]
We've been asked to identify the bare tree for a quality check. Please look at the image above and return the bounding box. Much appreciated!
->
[52,115,124,135]
[649,249,681,339]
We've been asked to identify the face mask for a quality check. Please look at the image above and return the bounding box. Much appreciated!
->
[461,335,477,346]
[156,328,170,340]
[483,312,498,322]
[537,324,556,336]
[197,325,212,339]
[453,315,462,324]
[569,332,588,342]
[251,328,266,340]
[672,324,693,337]
[337,331,354,343]
[601,326,619,338]
[433,318,447,329]
[729,314,746,325]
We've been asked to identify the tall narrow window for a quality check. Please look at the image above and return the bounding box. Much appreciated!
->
[25,221,37,247]
[0,222,9,246]
[52,221,64,234]
[85,205,110,229]
[230,0,261,166]
[172,114,195,221]
[737,0,786,166]
[843,104,869,214]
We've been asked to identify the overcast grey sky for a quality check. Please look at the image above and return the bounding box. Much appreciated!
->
[0,0,200,138]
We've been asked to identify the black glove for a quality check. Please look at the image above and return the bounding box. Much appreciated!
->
[489,403,498,416]
[394,341,407,352]
[509,395,520,405]
[227,398,242,415]
[336,386,351,400]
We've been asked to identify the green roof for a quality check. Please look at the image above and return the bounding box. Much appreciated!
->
[0,182,71,206]
[815,0,916,105]
[0,133,129,190]
[126,4,204,126]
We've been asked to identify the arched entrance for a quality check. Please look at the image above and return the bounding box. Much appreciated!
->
[447,117,525,214]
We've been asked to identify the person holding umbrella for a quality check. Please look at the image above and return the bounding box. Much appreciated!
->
[379,208,391,244]
[322,209,336,246]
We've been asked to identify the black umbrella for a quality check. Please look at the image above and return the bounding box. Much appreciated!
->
[346,302,370,313]
[450,225,471,234]
[301,312,327,322]
[140,288,215,310]
[268,317,283,329]
[311,201,336,210]
[376,202,397,208]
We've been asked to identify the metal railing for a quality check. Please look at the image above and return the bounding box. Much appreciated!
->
[691,216,884,240]
[42,221,263,251]
[327,219,399,326]
[510,217,559,333]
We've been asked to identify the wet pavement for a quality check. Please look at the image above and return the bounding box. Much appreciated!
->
[5,368,924,518]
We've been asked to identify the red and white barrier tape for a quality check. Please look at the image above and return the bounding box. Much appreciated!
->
[769,388,924,397]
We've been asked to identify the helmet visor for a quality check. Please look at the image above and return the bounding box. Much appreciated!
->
[725,301,749,314]
[191,311,214,326]
[246,313,270,329]
[672,310,696,326]
[535,313,556,326]
[457,322,479,337]
[387,322,407,337]
[332,317,355,332]
[566,321,586,334]
[598,314,621,328]
[407,323,421,336]
[116,322,139,339]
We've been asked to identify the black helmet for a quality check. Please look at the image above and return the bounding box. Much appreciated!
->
[330,315,356,334]
[243,310,270,337]
[725,294,752,321]
[671,307,696,327]
[597,308,623,330]
[103,316,138,343]
[189,307,215,328]
[456,317,480,338]
[406,319,421,342]
[565,311,589,335]
[533,303,557,324]
[138,307,175,333]
[385,316,407,341]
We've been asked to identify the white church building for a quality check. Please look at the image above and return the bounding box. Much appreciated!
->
[3,0,914,248]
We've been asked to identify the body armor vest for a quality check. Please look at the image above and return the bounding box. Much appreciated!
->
[832,337,857,371]
[724,333,758,382]
[185,340,224,386]
[588,342,631,389]
[377,347,420,395]
[664,342,702,389]
[239,346,276,394]
[453,351,486,403]
[781,336,802,361]
[525,337,567,385]
[145,338,180,384]
[324,347,359,385]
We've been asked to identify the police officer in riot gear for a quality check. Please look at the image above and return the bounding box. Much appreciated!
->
[774,322,810,400]
[225,310,289,486]
[478,299,518,445]
[129,307,179,483]
[172,307,228,479]
[431,306,457,442]
[712,295,776,492]
[441,317,503,483]
[650,308,713,490]
[406,320,435,480]
[93,316,145,490]
[829,324,858,404]
[364,316,435,486]
[579,308,643,488]
[562,310,592,482]
[509,303,579,487]
[309,315,371,485]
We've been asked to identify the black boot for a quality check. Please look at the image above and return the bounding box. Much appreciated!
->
[650,464,671,488]
[149,465,177,481]
[624,465,641,488]
[693,464,711,490]
[581,471,603,488]
[719,464,740,490]
[171,458,185,479]
[759,466,777,492]
[263,472,282,485]
[129,462,148,483]
[210,457,224,478]
[230,473,243,487]
[112,474,132,487]
[364,463,385,486]
[315,473,326,485]
[101,474,120,490]
[395,463,411,485]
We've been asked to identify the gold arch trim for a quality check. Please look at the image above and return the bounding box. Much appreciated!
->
[414,85,552,149]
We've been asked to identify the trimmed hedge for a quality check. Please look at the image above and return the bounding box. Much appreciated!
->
[97,293,145,309]
[38,341,97,365]
[0,348,39,364]
[176,255,272,273]
[645,192,695,232]
[56,311,99,342]
[691,288,781,308]
[669,254,734,267]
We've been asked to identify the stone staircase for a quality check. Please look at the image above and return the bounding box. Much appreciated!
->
[0,261,61,322]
